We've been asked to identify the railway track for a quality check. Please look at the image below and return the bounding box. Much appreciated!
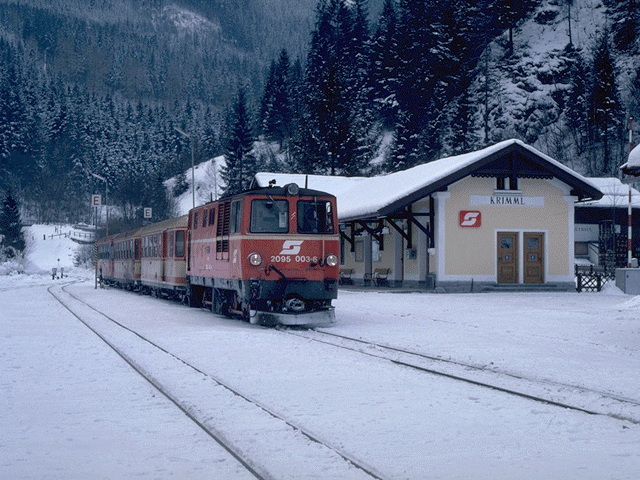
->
[283,329,640,425]
[48,282,389,480]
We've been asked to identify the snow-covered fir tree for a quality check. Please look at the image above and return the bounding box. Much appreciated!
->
[221,87,256,196]
[0,190,25,255]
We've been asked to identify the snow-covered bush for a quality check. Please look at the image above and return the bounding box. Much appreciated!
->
[0,248,25,275]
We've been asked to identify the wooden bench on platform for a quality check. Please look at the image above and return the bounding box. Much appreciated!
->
[339,268,354,285]
[364,268,391,287]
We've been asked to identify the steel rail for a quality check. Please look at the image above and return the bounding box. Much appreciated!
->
[50,282,389,480]
[48,282,270,480]
[283,329,640,425]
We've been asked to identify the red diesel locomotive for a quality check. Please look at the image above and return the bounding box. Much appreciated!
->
[188,182,339,326]
[96,182,339,327]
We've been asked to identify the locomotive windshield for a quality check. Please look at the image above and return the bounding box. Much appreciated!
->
[298,200,334,234]
[251,199,289,233]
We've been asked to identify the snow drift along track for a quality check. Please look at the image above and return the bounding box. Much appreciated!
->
[284,329,640,425]
[48,281,388,480]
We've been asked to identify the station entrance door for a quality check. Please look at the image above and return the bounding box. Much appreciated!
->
[523,232,544,283]
[497,232,518,284]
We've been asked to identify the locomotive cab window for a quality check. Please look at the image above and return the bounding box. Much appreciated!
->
[251,199,289,233]
[298,200,334,234]
[230,200,242,233]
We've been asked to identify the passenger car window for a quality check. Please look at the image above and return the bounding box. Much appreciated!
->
[297,200,334,234]
[175,231,185,257]
[251,199,289,233]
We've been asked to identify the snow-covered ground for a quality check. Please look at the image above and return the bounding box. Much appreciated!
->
[1,228,640,479]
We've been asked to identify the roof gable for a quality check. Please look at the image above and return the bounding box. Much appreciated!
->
[471,150,553,179]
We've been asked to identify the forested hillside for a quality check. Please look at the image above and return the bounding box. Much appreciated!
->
[0,0,324,226]
[0,0,638,232]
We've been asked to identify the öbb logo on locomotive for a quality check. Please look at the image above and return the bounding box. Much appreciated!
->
[279,240,304,255]
[272,240,318,263]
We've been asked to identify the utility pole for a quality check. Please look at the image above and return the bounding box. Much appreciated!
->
[88,171,108,290]
[175,127,195,210]
[628,117,633,267]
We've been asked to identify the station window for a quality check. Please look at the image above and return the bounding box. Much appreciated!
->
[496,176,519,191]
[575,242,588,257]
[193,212,198,229]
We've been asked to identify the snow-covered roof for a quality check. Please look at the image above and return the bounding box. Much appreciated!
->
[621,143,640,176]
[578,178,640,209]
[254,139,603,222]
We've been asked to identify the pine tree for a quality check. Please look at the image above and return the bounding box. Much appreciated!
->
[369,0,400,130]
[589,32,623,176]
[260,49,294,144]
[0,45,30,191]
[564,47,589,156]
[448,87,479,154]
[300,0,372,176]
[391,0,447,169]
[496,0,537,56]
[0,190,25,255]
[613,0,638,50]
[260,60,278,138]
[146,170,172,222]
[221,87,256,196]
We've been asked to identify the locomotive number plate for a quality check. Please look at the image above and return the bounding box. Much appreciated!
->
[270,255,319,263]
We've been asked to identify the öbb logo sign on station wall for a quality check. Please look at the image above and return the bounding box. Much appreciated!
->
[459,211,481,228]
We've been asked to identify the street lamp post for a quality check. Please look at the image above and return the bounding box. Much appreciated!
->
[175,127,195,210]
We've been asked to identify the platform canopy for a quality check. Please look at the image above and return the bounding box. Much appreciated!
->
[621,143,640,177]
[578,178,640,209]
[253,139,602,222]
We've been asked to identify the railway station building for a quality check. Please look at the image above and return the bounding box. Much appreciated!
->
[254,139,603,292]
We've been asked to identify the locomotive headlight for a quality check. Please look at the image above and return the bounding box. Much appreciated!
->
[248,252,262,266]
[325,254,338,267]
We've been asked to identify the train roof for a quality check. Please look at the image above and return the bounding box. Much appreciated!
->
[254,186,335,198]
[112,227,143,241]
[136,214,189,237]
[210,184,336,204]
[97,215,189,244]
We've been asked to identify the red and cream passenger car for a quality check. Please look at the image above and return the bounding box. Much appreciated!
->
[137,215,189,299]
[97,215,188,301]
